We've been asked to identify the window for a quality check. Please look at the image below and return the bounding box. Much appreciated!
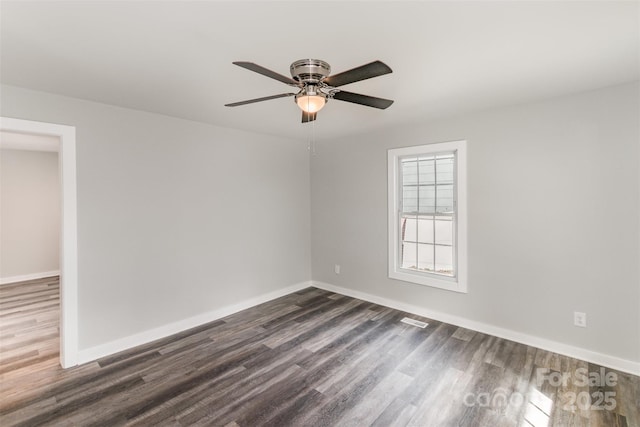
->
[388,141,467,292]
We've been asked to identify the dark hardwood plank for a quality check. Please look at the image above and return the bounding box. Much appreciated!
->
[1,278,638,426]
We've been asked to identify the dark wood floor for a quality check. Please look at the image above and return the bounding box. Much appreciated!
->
[1,278,638,426]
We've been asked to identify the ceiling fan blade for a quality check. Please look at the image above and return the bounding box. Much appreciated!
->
[332,91,394,109]
[302,111,317,123]
[225,93,296,107]
[323,60,392,87]
[233,61,299,86]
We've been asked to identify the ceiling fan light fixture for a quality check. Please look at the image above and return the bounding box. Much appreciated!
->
[296,93,326,113]
[226,59,394,123]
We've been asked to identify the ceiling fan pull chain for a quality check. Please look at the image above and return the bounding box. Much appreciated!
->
[311,112,316,156]
[307,110,312,153]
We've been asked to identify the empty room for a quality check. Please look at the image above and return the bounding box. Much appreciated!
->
[0,1,638,426]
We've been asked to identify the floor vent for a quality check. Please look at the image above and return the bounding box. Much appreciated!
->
[401,317,428,328]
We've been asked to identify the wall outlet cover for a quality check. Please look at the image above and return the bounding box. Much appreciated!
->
[574,311,587,328]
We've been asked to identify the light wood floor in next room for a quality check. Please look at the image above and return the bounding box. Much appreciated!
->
[1,278,639,426]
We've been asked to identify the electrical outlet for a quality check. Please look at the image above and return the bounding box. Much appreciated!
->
[334,264,341,274]
[574,311,587,328]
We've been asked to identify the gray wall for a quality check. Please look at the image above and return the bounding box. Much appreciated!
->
[311,82,639,363]
[2,82,638,365]
[1,149,60,279]
[1,84,311,350]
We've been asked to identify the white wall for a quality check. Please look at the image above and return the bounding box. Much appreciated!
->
[1,149,60,281]
[0,84,311,351]
[311,82,639,366]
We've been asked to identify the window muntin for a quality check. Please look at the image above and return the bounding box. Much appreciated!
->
[388,141,467,293]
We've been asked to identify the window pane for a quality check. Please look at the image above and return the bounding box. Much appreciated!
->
[402,159,418,185]
[436,156,454,184]
[418,186,435,213]
[417,217,434,243]
[401,242,417,269]
[434,217,453,245]
[417,244,434,271]
[436,184,454,212]
[418,159,435,185]
[402,216,417,242]
[435,245,454,275]
[402,186,417,213]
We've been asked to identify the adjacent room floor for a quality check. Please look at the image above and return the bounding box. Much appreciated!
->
[1,278,638,426]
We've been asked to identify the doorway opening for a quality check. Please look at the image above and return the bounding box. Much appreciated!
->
[0,117,78,368]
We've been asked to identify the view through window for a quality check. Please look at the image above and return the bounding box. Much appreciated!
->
[399,153,455,276]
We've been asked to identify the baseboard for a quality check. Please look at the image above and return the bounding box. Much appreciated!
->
[312,281,640,376]
[0,270,60,285]
[76,281,312,365]
[75,279,639,375]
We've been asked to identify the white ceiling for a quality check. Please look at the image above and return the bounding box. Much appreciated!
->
[1,1,638,141]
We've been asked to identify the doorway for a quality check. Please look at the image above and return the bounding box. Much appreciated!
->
[0,117,78,368]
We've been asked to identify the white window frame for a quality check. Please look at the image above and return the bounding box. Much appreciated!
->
[388,140,468,293]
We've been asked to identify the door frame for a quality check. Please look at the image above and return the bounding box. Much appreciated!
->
[1,117,78,368]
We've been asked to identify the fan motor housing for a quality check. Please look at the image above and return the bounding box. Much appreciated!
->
[290,59,331,84]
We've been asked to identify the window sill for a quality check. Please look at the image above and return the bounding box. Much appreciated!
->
[389,269,467,293]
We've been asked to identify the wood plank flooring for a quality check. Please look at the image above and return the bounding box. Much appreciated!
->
[1,277,639,426]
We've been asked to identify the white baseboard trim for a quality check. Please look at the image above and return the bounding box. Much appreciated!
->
[312,281,640,376]
[77,281,312,365]
[0,270,60,285]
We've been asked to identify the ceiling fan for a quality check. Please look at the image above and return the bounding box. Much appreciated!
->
[225,59,394,123]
